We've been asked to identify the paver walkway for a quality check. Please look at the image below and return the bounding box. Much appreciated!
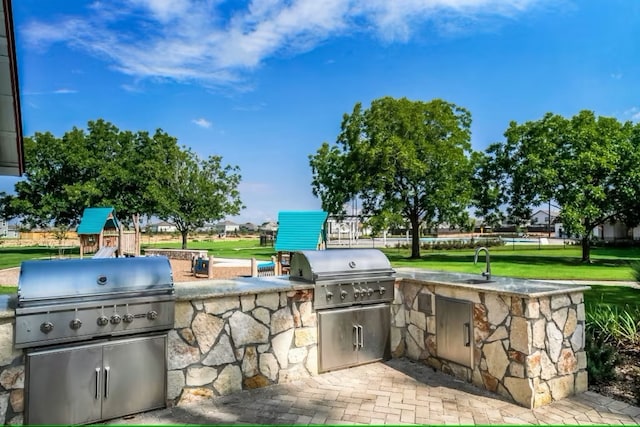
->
[106,358,640,425]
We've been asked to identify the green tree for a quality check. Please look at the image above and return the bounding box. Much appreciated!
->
[310,97,475,258]
[154,148,243,249]
[486,111,640,262]
[9,120,181,242]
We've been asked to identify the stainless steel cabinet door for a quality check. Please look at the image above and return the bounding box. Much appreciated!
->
[26,342,103,425]
[318,308,359,372]
[101,334,167,420]
[356,303,391,364]
[436,296,473,368]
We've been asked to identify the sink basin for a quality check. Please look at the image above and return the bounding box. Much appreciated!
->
[461,279,496,285]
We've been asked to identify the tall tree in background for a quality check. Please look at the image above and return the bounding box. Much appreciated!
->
[486,111,640,262]
[154,148,243,249]
[310,97,474,258]
[10,120,180,238]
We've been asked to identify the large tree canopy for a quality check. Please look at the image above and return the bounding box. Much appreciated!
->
[310,97,475,258]
[484,110,640,262]
[154,148,243,249]
[9,119,182,229]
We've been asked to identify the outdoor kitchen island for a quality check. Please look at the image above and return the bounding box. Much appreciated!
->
[0,261,591,424]
[392,269,590,409]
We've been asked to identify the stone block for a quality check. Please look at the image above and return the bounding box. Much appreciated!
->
[244,374,270,389]
[242,346,258,377]
[9,389,22,413]
[204,296,240,315]
[241,295,256,312]
[563,308,577,337]
[270,307,294,335]
[259,352,279,381]
[504,376,533,408]
[294,327,317,347]
[545,321,563,362]
[548,374,574,400]
[551,294,570,310]
[410,310,426,330]
[288,347,307,364]
[305,346,318,375]
[252,307,270,326]
[551,307,568,333]
[192,312,225,353]
[229,311,269,346]
[0,324,20,366]
[557,348,577,375]
[299,301,316,327]
[178,387,214,406]
[0,366,24,389]
[256,293,279,311]
[213,365,243,395]
[575,370,588,393]
[174,301,194,329]
[186,366,218,386]
[168,330,201,370]
[483,340,509,379]
[272,329,294,369]
[509,316,530,354]
[525,299,540,319]
[167,370,186,400]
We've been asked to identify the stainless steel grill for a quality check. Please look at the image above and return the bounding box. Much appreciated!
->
[289,249,395,373]
[15,256,175,425]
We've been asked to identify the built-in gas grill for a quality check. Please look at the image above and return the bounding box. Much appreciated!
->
[15,256,175,425]
[289,249,395,373]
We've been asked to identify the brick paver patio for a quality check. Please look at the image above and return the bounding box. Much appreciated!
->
[107,358,640,425]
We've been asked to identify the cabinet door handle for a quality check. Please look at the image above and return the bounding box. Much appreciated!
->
[358,325,364,349]
[95,368,101,400]
[104,366,111,399]
[463,322,471,347]
[353,325,359,348]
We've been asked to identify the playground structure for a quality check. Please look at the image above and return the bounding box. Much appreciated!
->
[77,207,139,258]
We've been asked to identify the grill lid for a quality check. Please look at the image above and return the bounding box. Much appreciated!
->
[289,249,394,282]
[18,256,173,303]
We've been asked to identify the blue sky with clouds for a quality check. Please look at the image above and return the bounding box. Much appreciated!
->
[3,0,639,224]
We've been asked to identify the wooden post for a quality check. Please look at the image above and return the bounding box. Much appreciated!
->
[273,255,280,275]
[251,258,258,277]
[207,256,214,279]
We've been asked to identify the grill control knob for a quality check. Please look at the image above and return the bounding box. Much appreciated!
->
[69,319,82,330]
[40,321,54,334]
[378,286,386,295]
[97,316,109,326]
[123,313,134,323]
[367,288,374,296]
[340,290,348,300]
[110,314,122,324]
[147,310,158,320]
[326,291,333,299]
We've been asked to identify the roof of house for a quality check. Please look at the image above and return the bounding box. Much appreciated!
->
[77,207,119,234]
[274,210,328,252]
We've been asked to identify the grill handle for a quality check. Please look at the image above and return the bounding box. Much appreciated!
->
[358,325,364,349]
[353,325,359,349]
[464,323,471,347]
[104,366,111,399]
[95,368,101,399]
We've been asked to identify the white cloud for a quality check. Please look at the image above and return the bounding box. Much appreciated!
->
[192,118,212,128]
[53,88,77,94]
[21,0,546,88]
[625,107,640,122]
[611,73,623,80]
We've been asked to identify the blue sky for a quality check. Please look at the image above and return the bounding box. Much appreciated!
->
[3,0,639,225]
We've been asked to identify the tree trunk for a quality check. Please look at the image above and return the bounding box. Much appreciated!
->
[132,213,140,256]
[410,218,421,259]
[181,230,188,249]
[581,236,591,263]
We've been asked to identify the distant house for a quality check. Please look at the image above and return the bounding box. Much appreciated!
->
[147,221,177,233]
[0,219,7,237]
[259,221,278,232]
[241,222,258,232]
[216,220,239,235]
[530,209,559,226]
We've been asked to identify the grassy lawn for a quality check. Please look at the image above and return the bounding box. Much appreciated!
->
[382,245,640,281]
[142,238,275,260]
[585,285,640,311]
[0,246,79,269]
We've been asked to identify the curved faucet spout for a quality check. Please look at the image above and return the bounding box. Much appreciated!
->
[474,247,491,280]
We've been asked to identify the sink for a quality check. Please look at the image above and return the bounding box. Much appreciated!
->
[461,279,496,285]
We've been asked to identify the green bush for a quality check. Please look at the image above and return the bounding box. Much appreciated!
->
[584,325,621,385]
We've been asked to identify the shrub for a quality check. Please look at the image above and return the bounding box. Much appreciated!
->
[584,325,621,385]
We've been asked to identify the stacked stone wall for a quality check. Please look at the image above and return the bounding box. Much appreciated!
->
[0,318,23,425]
[144,249,207,260]
[392,280,587,408]
[168,289,317,405]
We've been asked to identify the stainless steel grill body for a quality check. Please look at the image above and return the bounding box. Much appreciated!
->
[14,256,175,425]
[15,256,175,349]
[289,249,395,373]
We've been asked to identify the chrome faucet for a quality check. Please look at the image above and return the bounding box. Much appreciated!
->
[474,247,491,280]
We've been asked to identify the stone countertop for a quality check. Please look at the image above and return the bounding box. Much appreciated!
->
[396,268,591,297]
[174,275,314,301]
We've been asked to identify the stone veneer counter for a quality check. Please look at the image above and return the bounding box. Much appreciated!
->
[391,268,590,409]
[174,275,313,300]
[396,268,591,297]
